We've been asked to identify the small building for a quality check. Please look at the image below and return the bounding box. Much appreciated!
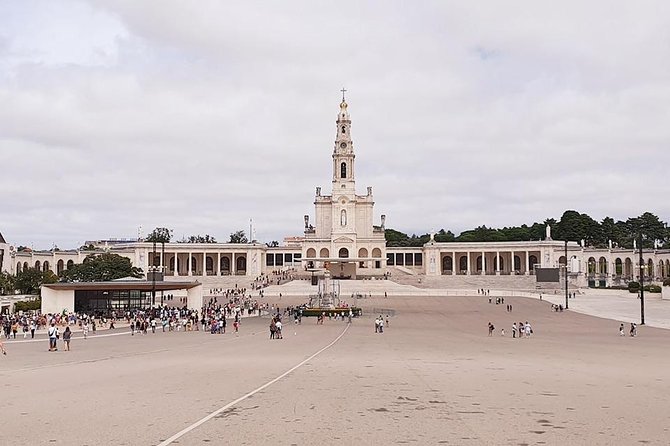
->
[41,280,203,315]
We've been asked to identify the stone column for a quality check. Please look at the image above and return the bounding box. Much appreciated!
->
[525,251,530,275]
[481,251,486,275]
[188,252,192,276]
[174,254,178,276]
[510,251,515,275]
[466,252,471,275]
[232,253,237,276]
[496,251,500,275]
[451,251,460,276]
[217,252,221,276]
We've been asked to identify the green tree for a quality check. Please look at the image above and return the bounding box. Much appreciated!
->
[146,227,173,243]
[15,268,57,294]
[184,234,217,243]
[385,228,411,247]
[434,229,455,242]
[60,253,143,282]
[229,230,248,244]
[14,298,41,311]
[627,213,667,248]
[0,271,15,295]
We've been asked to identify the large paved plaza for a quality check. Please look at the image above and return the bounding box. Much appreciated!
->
[3,289,670,445]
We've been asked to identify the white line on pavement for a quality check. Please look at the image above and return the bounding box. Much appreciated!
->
[156,322,351,446]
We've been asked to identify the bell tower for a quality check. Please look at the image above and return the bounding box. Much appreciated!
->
[332,88,356,196]
[302,91,387,279]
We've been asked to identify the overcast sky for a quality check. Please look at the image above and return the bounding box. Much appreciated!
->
[1,1,669,249]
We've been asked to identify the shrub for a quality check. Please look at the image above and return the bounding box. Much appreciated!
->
[645,285,662,293]
[628,281,641,293]
[663,278,670,287]
[14,298,41,312]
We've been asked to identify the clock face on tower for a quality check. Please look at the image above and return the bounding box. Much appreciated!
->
[340,142,347,149]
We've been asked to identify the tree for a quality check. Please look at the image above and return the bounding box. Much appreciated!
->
[434,229,455,242]
[59,253,143,282]
[0,271,15,295]
[14,268,57,295]
[627,212,667,248]
[182,234,217,243]
[229,230,248,244]
[146,227,173,243]
[385,228,411,247]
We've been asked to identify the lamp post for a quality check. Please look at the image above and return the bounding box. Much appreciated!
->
[639,233,645,325]
[564,240,569,310]
[151,241,157,308]
[160,241,165,306]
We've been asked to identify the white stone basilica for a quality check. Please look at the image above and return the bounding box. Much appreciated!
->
[4,97,670,295]
[301,97,386,279]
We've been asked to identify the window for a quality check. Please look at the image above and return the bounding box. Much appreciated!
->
[341,126,346,134]
[341,162,347,179]
[414,253,423,266]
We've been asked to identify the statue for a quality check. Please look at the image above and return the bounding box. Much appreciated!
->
[304,215,309,229]
[381,214,386,229]
[545,225,552,240]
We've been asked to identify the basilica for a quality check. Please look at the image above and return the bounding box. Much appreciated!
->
[3,97,670,304]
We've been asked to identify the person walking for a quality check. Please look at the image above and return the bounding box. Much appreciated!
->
[30,320,36,339]
[488,322,495,337]
[619,323,625,336]
[275,320,282,339]
[512,322,517,339]
[48,323,59,351]
[82,321,89,339]
[524,321,532,338]
[62,326,72,351]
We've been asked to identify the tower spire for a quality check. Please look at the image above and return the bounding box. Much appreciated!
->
[340,87,347,102]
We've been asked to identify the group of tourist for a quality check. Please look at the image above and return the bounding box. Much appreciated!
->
[269,315,283,339]
[620,322,637,337]
[511,321,533,338]
[251,269,297,290]
[374,315,387,333]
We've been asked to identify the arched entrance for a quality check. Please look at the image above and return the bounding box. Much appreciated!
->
[220,257,230,274]
[442,255,453,274]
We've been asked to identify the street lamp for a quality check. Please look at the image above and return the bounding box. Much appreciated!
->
[564,240,569,310]
[151,240,157,308]
[638,233,645,325]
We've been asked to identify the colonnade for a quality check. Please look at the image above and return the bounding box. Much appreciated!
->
[152,252,248,277]
[439,250,540,275]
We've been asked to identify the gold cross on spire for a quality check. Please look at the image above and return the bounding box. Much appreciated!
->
[340,87,347,101]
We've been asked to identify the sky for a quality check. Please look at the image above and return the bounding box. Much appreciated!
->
[1,1,669,250]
